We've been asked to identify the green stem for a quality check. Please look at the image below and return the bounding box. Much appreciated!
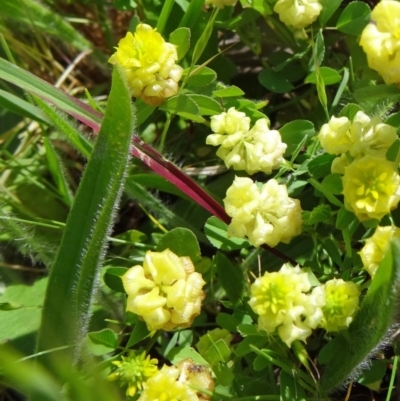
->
[156,0,175,34]
[386,353,399,401]
[158,113,172,151]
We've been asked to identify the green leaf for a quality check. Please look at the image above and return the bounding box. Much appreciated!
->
[88,329,118,349]
[319,241,400,393]
[244,0,273,15]
[304,204,332,225]
[309,178,343,208]
[159,94,204,122]
[168,346,209,366]
[322,173,343,195]
[216,313,240,332]
[308,153,336,179]
[339,103,364,120]
[185,66,217,87]
[0,89,50,124]
[0,57,102,131]
[0,278,47,343]
[305,67,341,85]
[196,329,232,365]
[280,370,307,401]
[157,228,201,262]
[169,27,191,61]
[1,0,94,52]
[323,238,343,268]
[35,96,93,158]
[319,0,343,26]
[279,120,315,156]
[204,216,251,251]
[35,67,134,371]
[192,8,218,64]
[336,1,371,36]
[103,267,127,293]
[354,85,400,105]
[258,67,294,94]
[187,94,222,115]
[385,111,400,130]
[212,85,245,98]
[357,359,387,386]
[43,137,74,207]
[127,319,150,348]
[214,251,244,305]
[335,207,357,231]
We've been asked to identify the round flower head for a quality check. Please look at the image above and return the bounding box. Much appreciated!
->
[122,249,206,331]
[176,359,215,401]
[317,279,360,332]
[108,24,183,105]
[318,116,352,155]
[342,155,400,221]
[359,0,400,84]
[249,264,324,347]
[318,111,397,161]
[274,0,322,29]
[224,176,303,247]
[205,0,237,7]
[108,351,158,397]
[138,365,199,401]
[207,108,286,175]
[359,225,400,277]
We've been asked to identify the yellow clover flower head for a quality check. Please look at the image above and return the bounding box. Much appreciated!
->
[274,0,322,29]
[359,225,400,277]
[205,0,237,8]
[122,249,206,331]
[318,116,352,155]
[318,111,397,161]
[359,0,400,84]
[176,359,215,401]
[108,24,183,106]
[206,108,287,175]
[108,351,158,397]
[224,176,303,247]
[138,365,199,401]
[342,155,400,221]
[248,264,324,347]
[317,279,360,332]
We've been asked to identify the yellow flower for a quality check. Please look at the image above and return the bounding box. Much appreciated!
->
[205,0,237,7]
[206,108,287,175]
[138,365,199,401]
[359,225,400,277]
[248,264,324,347]
[274,0,322,29]
[359,0,400,84]
[122,249,206,331]
[176,359,215,401]
[108,24,183,105]
[342,155,400,221]
[316,279,360,332]
[318,111,397,161]
[318,116,352,155]
[108,351,158,397]
[224,176,303,247]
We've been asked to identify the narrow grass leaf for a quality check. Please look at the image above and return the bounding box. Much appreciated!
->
[35,67,134,373]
